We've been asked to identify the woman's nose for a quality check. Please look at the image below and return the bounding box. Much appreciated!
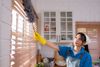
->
[74,38,80,42]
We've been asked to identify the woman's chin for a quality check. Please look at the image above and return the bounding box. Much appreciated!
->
[74,44,81,47]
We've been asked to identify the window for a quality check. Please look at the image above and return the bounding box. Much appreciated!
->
[11,0,36,67]
[43,11,73,42]
[44,12,56,41]
[60,12,73,40]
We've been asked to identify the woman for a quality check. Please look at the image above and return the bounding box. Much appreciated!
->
[34,32,92,67]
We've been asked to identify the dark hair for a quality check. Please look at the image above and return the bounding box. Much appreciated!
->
[76,32,86,43]
[76,32,90,52]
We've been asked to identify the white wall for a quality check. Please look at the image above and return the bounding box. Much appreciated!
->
[0,0,12,67]
[34,0,100,22]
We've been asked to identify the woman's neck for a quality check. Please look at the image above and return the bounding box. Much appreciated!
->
[74,46,81,52]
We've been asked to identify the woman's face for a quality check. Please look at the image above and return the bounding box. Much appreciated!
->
[73,34,83,47]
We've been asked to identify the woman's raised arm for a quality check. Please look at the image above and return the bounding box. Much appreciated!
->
[34,32,59,51]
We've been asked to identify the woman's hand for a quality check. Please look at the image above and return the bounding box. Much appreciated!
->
[34,32,59,51]
[34,32,47,45]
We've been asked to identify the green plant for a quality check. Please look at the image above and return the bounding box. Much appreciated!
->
[35,62,44,67]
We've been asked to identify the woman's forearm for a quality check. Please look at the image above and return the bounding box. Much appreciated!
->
[46,41,59,51]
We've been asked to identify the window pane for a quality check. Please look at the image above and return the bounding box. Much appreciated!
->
[61,18,66,21]
[67,18,72,21]
[51,12,56,17]
[67,22,72,31]
[44,12,49,17]
[12,35,16,39]
[18,15,23,32]
[50,22,56,31]
[51,35,56,40]
[67,35,73,40]
[44,23,49,31]
[44,35,49,40]
[51,18,56,21]
[61,35,66,40]
[44,12,56,40]
[11,39,16,44]
[44,18,50,21]
[12,10,17,32]
[26,22,29,35]
[61,22,66,31]
[60,12,66,17]
[67,12,72,17]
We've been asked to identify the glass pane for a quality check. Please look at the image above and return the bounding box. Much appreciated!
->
[67,31,72,34]
[44,23,49,31]
[51,18,56,21]
[44,18,50,21]
[50,35,56,40]
[61,35,66,40]
[67,18,72,21]
[17,37,22,41]
[67,35,73,40]
[12,10,17,32]
[61,22,66,31]
[11,48,15,54]
[44,12,49,17]
[18,15,23,32]
[50,22,56,31]
[50,28,56,31]
[67,22,72,31]
[26,23,30,34]
[44,35,49,40]
[11,39,16,44]
[77,28,86,33]
[17,41,22,45]
[12,35,16,39]
[51,32,56,35]
[51,12,56,17]
[60,12,66,17]
[61,32,66,34]
[67,12,72,17]
[61,18,66,21]
[44,32,49,35]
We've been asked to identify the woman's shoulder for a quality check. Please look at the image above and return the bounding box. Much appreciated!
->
[83,50,92,60]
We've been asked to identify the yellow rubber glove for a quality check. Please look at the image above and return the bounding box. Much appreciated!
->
[34,32,47,45]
